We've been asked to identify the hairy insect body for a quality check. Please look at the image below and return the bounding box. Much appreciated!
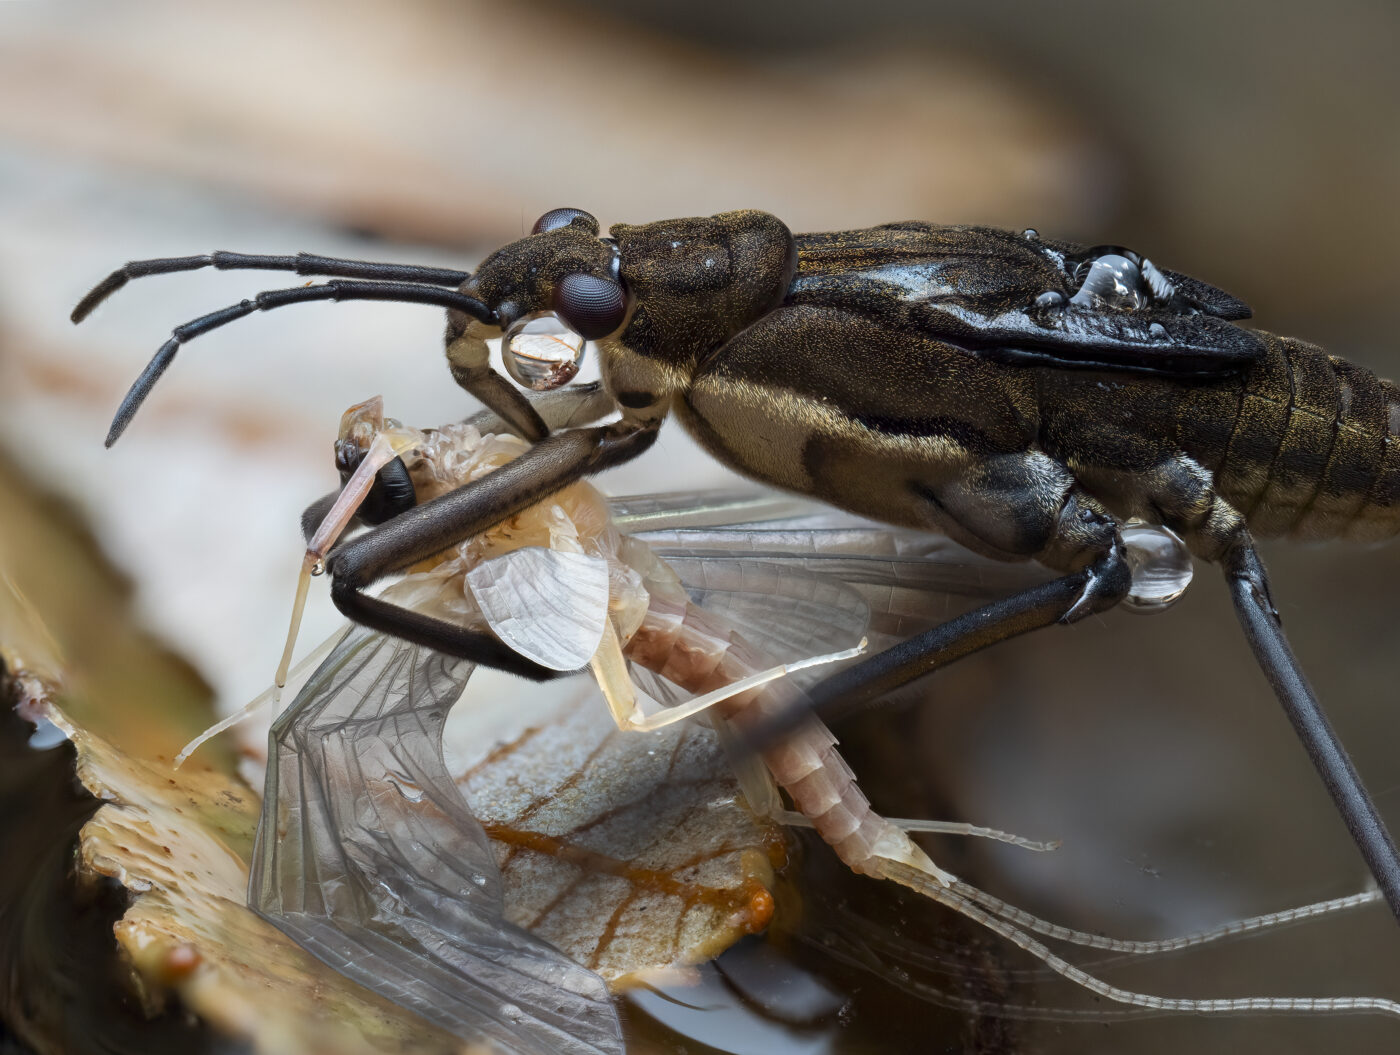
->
[77,204,1400,928]
[1034,334,1400,552]
[599,216,1400,571]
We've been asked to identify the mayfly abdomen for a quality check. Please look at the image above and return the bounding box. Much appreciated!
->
[622,585,905,876]
[1214,333,1400,542]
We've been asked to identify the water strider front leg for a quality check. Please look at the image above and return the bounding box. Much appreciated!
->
[298,382,618,540]
[444,318,551,443]
[326,421,658,676]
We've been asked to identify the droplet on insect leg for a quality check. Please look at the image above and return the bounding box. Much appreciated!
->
[502,312,586,391]
[1121,522,1193,613]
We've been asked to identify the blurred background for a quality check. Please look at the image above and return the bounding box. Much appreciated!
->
[1,1,1397,1052]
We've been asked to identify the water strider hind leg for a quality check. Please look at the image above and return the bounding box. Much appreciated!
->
[1222,534,1400,924]
[1139,460,1400,925]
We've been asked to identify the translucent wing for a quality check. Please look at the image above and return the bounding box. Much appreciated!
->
[616,488,1054,647]
[467,547,611,670]
[248,623,624,1055]
[614,488,1055,712]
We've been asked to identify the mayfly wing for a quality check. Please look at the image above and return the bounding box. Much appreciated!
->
[249,622,624,1055]
[466,546,611,671]
[618,487,1055,651]
[615,489,1057,727]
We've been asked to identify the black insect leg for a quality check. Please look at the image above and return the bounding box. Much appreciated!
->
[750,528,1133,744]
[299,382,620,542]
[71,251,471,323]
[326,421,658,677]
[1223,540,1400,924]
[301,491,341,543]
[463,380,616,436]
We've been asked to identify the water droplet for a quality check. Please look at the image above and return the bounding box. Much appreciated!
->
[1022,228,1039,240]
[471,873,489,887]
[1033,290,1065,310]
[1338,377,1355,417]
[1121,522,1193,613]
[1149,322,1168,339]
[499,1002,525,1022]
[502,312,585,391]
[1070,253,1148,311]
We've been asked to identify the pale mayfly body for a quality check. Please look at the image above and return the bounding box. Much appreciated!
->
[227,386,1400,1054]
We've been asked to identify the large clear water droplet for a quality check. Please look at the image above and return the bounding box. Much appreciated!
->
[502,311,585,391]
[1121,522,1193,613]
[1070,254,1148,311]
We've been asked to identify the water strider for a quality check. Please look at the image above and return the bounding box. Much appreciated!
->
[72,207,1400,936]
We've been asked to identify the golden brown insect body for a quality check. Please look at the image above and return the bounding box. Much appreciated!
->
[454,211,1400,579]
[74,206,1400,923]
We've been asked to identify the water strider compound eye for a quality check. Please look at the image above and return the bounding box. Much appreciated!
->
[502,311,586,391]
[552,272,627,339]
[531,207,599,236]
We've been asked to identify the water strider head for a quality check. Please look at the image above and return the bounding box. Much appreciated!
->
[72,205,796,444]
[446,207,795,420]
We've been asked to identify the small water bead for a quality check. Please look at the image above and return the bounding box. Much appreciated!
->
[1070,253,1148,311]
[1033,290,1066,310]
[1121,522,1194,613]
[502,311,586,391]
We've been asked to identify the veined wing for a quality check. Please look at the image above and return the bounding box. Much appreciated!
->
[615,487,1055,650]
[249,623,623,1055]
[612,488,1054,715]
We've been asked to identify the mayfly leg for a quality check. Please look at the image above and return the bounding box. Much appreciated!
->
[276,428,420,686]
[588,613,868,733]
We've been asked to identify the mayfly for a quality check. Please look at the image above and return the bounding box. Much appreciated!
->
[73,208,1400,931]
[240,394,1396,1054]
